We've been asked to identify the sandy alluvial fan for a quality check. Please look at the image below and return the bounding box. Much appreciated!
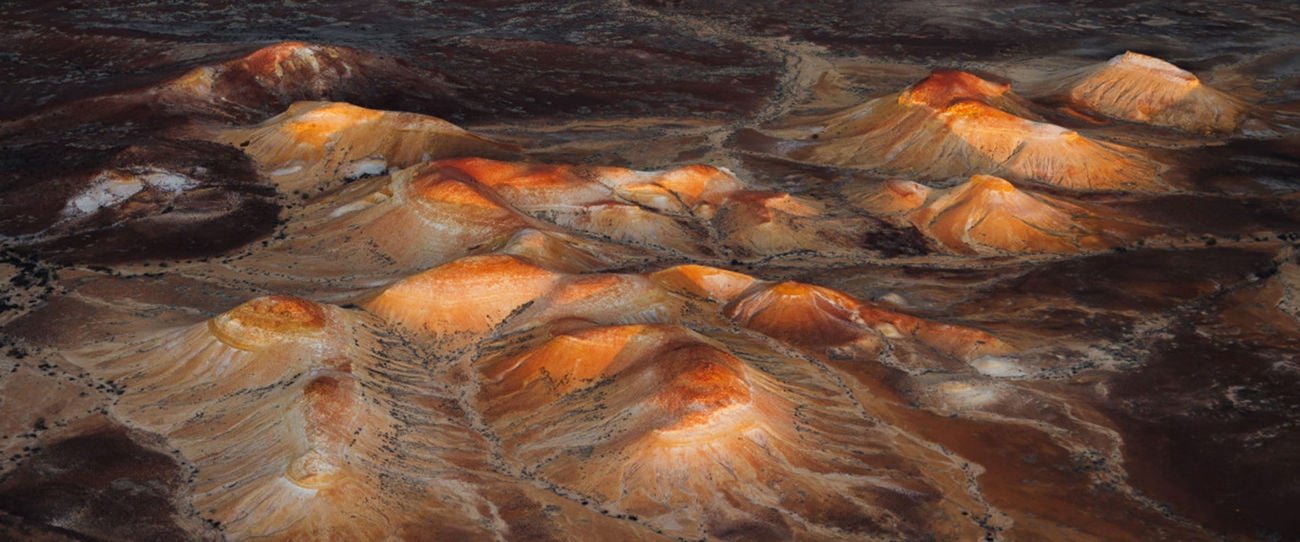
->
[1,3,1299,540]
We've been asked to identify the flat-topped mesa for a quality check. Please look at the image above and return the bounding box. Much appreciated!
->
[57,167,200,220]
[211,101,516,193]
[773,70,1166,192]
[1052,51,1247,133]
[861,174,1163,255]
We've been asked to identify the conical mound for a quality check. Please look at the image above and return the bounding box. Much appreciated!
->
[1048,52,1247,133]
[474,322,976,541]
[491,227,637,273]
[713,191,858,257]
[163,42,366,109]
[726,281,868,346]
[0,41,465,138]
[441,158,741,256]
[57,293,656,540]
[363,254,563,340]
[364,258,691,348]
[648,264,758,303]
[446,158,742,214]
[521,272,690,330]
[81,296,339,423]
[34,252,1013,540]
[852,178,931,216]
[211,101,516,192]
[780,70,1022,172]
[64,297,416,539]
[771,70,1165,192]
[159,41,470,121]
[226,163,542,287]
[940,101,1164,191]
[479,324,696,409]
[726,279,1011,368]
[863,175,1163,255]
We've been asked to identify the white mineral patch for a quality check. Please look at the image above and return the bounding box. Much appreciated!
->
[874,322,906,339]
[877,293,909,307]
[68,178,142,215]
[63,169,198,216]
[970,356,1028,378]
[344,159,388,180]
[271,165,304,177]
[330,200,377,218]
[937,381,1000,408]
[293,45,322,73]
[142,171,194,192]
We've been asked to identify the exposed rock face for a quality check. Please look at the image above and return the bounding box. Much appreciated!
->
[2,2,1299,541]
